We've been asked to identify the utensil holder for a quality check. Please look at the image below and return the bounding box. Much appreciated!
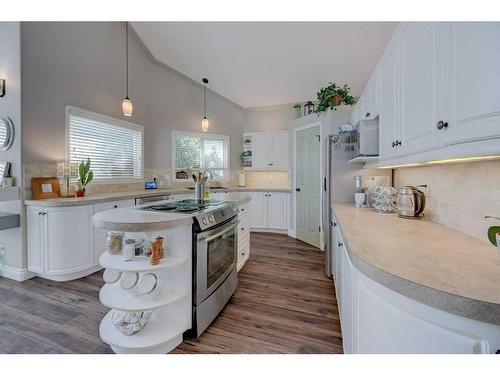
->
[194,183,204,203]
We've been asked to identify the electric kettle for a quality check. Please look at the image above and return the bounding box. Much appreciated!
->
[397,186,426,219]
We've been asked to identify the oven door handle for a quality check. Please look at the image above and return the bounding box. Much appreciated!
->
[203,221,239,243]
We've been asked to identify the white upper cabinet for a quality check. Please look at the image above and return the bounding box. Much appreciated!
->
[363,71,381,121]
[360,22,500,164]
[378,34,400,161]
[268,132,289,169]
[245,131,289,170]
[399,22,449,156]
[250,133,270,169]
[447,22,500,145]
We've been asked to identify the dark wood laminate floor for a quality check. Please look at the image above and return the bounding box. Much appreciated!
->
[0,233,342,354]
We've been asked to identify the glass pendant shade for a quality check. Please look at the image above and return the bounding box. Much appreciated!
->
[201,116,209,132]
[122,96,133,117]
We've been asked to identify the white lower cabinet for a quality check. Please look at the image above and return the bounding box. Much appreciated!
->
[249,192,289,232]
[28,199,135,281]
[28,205,96,281]
[332,212,500,354]
[237,201,250,271]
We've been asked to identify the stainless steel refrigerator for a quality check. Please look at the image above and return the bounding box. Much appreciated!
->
[324,134,360,278]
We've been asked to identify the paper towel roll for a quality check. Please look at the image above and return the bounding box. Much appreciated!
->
[238,173,246,187]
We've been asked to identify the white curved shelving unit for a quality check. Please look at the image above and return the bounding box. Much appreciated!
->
[99,252,188,272]
[96,222,193,354]
[99,307,185,354]
[100,284,189,311]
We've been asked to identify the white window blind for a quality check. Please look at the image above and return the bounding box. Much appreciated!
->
[0,125,6,145]
[67,107,143,181]
[173,131,229,180]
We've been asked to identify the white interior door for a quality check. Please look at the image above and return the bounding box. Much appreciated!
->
[296,125,321,248]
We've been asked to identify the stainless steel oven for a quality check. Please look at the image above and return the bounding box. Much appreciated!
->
[143,200,239,337]
[196,217,238,303]
[189,207,239,337]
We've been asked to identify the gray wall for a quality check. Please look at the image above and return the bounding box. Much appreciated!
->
[21,22,244,170]
[0,22,23,272]
[243,104,293,133]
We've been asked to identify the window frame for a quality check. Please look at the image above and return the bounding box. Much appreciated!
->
[65,105,145,184]
[171,130,230,181]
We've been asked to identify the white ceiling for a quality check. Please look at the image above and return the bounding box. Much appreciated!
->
[132,22,397,108]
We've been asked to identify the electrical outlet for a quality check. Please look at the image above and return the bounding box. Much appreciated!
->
[0,245,5,265]
[417,184,430,198]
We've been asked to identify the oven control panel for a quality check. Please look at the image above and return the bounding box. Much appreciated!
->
[195,203,238,231]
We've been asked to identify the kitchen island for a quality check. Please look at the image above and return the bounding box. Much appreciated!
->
[331,203,500,354]
[93,193,250,354]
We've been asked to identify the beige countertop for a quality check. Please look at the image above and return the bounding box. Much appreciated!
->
[93,193,251,232]
[333,203,500,325]
[24,186,291,207]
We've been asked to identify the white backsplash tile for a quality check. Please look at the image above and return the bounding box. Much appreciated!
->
[394,159,500,244]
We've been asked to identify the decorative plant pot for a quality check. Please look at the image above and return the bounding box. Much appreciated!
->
[292,108,302,119]
[76,190,85,197]
[331,94,343,106]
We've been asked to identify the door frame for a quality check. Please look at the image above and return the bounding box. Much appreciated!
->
[293,122,324,249]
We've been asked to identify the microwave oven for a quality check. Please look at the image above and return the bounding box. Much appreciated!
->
[351,118,379,158]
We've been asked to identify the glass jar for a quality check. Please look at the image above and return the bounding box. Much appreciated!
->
[107,231,124,254]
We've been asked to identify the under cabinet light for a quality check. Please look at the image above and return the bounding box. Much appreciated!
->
[425,155,500,165]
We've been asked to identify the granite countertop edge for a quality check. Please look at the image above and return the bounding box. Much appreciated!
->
[333,204,500,326]
[24,187,290,207]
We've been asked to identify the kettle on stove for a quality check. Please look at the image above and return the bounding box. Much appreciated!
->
[397,186,426,219]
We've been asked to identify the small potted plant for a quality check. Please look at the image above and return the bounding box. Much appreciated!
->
[315,83,356,114]
[292,103,302,119]
[76,158,93,197]
[485,216,500,254]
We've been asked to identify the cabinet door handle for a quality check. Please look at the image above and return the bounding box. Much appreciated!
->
[338,242,343,247]
[241,208,244,211]
[295,188,301,192]
[437,120,447,130]
[333,222,337,227]
[365,112,371,118]
[241,227,245,230]
[113,205,118,208]
[396,140,402,146]
[392,141,396,148]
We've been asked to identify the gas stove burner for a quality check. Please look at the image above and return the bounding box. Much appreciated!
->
[176,206,201,213]
[149,203,178,211]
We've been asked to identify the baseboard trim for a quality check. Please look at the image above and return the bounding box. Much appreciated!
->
[0,265,36,281]
[288,229,297,238]
[250,228,288,235]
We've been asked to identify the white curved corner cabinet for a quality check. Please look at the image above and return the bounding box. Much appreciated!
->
[27,199,135,281]
[97,224,192,354]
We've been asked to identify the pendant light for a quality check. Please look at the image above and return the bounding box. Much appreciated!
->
[201,78,209,132]
[122,22,133,117]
